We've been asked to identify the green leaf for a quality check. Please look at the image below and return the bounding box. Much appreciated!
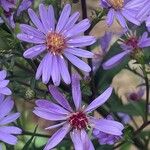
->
[22,125,38,150]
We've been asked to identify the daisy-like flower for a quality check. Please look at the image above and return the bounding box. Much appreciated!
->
[33,74,124,150]
[0,70,12,96]
[17,4,95,86]
[103,31,150,69]
[93,115,122,145]
[100,0,141,28]
[0,94,22,147]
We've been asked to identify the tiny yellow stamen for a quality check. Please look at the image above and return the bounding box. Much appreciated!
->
[46,32,66,54]
[109,0,124,9]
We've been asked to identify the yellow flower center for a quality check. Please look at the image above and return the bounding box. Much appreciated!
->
[109,0,124,9]
[46,32,66,54]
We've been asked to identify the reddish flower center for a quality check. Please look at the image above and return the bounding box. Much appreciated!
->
[129,93,139,101]
[109,0,124,9]
[125,37,139,50]
[69,111,88,130]
[46,32,66,54]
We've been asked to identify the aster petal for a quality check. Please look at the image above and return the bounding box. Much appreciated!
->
[0,97,14,119]
[39,4,49,32]
[65,19,90,38]
[138,32,148,43]
[0,126,22,134]
[65,48,94,58]
[90,118,123,136]
[0,113,20,125]
[138,39,150,47]
[42,53,53,84]
[47,5,55,31]
[45,122,66,130]
[81,130,95,150]
[20,24,45,39]
[0,70,7,80]
[28,8,46,34]
[48,85,73,112]
[56,4,71,33]
[106,9,115,26]
[23,45,46,59]
[146,16,150,28]
[58,57,71,85]
[0,131,18,145]
[64,52,91,72]
[51,55,61,86]
[44,124,70,150]
[0,87,12,95]
[116,11,127,28]
[63,12,80,31]
[72,74,81,111]
[0,94,4,103]
[35,56,45,80]
[17,33,45,44]
[0,80,9,88]
[33,108,68,121]
[121,9,140,26]
[102,51,130,70]
[70,130,83,150]
[67,36,96,47]
[85,87,113,113]
[36,99,70,115]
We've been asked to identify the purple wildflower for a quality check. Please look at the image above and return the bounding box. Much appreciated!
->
[103,31,150,69]
[33,74,124,150]
[93,115,122,145]
[0,0,16,28]
[0,70,12,95]
[100,0,141,28]
[126,87,144,102]
[92,32,112,72]
[0,94,21,146]
[17,0,33,16]
[17,4,95,86]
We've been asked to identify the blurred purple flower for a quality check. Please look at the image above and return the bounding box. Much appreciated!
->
[117,112,131,124]
[33,74,124,150]
[0,70,12,96]
[0,95,21,147]
[93,115,122,145]
[92,32,112,72]
[103,31,150,69]
[17,0,33,16]
[0,0,16,28]
[17,4,95,86]
[126,87,144,102]
[100,0,142,28]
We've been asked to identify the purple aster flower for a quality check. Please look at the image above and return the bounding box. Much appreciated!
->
[33,74,124,150]
[100,0,142,28]
[0,70,12,96]
[0,0,16,28]
[17,4,95,86]
[103,31,150,69]
[17,0,33,16]
[93,115,122,145]
[0,94,21,147]
[126,87,144,102]
[93,32,112,72]
[0,0,16,12]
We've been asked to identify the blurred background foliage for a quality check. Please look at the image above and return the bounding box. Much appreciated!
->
[0,0,150,150]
